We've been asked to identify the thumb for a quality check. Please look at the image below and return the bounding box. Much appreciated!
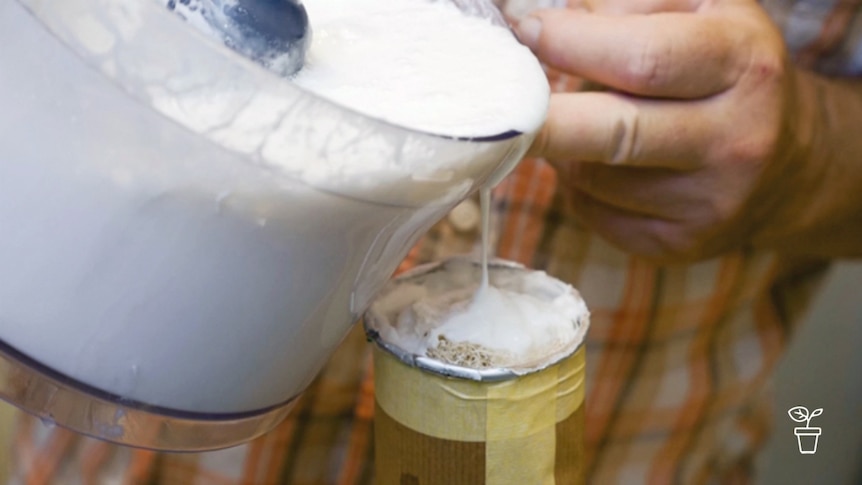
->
[526,91,709,169]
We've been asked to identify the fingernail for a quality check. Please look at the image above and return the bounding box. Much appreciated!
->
[516,16,542,48]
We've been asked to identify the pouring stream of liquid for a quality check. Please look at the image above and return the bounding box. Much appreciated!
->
[479,187,492,292]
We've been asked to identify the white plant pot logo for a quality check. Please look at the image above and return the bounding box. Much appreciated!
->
[788,406,823,454]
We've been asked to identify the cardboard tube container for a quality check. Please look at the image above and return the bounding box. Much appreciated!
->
[365,259,589,485]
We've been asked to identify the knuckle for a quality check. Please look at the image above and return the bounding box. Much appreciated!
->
[608,101,641,164]
[716,127,777,168]
[759,55,786,84]
[624,34,668,91]
[747,43,787,85]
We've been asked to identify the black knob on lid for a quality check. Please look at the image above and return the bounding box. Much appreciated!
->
[222,0,311,76]
[167,0,311,77]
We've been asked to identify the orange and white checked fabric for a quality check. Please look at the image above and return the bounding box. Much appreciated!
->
[3,0,859,483]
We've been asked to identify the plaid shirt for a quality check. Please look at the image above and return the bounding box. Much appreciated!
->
[3,0,859,483]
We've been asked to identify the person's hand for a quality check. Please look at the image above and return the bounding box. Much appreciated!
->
[514,0,826,261]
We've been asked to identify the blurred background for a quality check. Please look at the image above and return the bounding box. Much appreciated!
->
[759,261,862,485]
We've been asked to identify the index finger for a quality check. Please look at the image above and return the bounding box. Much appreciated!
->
[516,9,745,99]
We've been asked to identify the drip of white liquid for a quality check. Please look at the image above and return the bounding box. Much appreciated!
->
[469,184,522,339]
[479,187,492,292]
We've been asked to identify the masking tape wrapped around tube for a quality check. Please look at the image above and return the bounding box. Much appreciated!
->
[365,258,589,485]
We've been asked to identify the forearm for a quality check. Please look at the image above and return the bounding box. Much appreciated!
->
[751,70,862,258]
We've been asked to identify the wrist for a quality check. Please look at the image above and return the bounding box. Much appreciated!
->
[750,69,862,257]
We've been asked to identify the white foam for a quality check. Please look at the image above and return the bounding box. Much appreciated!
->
[293,0,549,138]
[370,259,590,370]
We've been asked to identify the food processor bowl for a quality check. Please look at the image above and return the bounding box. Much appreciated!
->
[0,0,539,450]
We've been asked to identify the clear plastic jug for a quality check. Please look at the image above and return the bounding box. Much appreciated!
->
[0,0,538,450]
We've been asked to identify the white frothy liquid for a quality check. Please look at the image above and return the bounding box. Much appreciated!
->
[0,0,548,413]
[370,255,589,370]
[293,0,548,137]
